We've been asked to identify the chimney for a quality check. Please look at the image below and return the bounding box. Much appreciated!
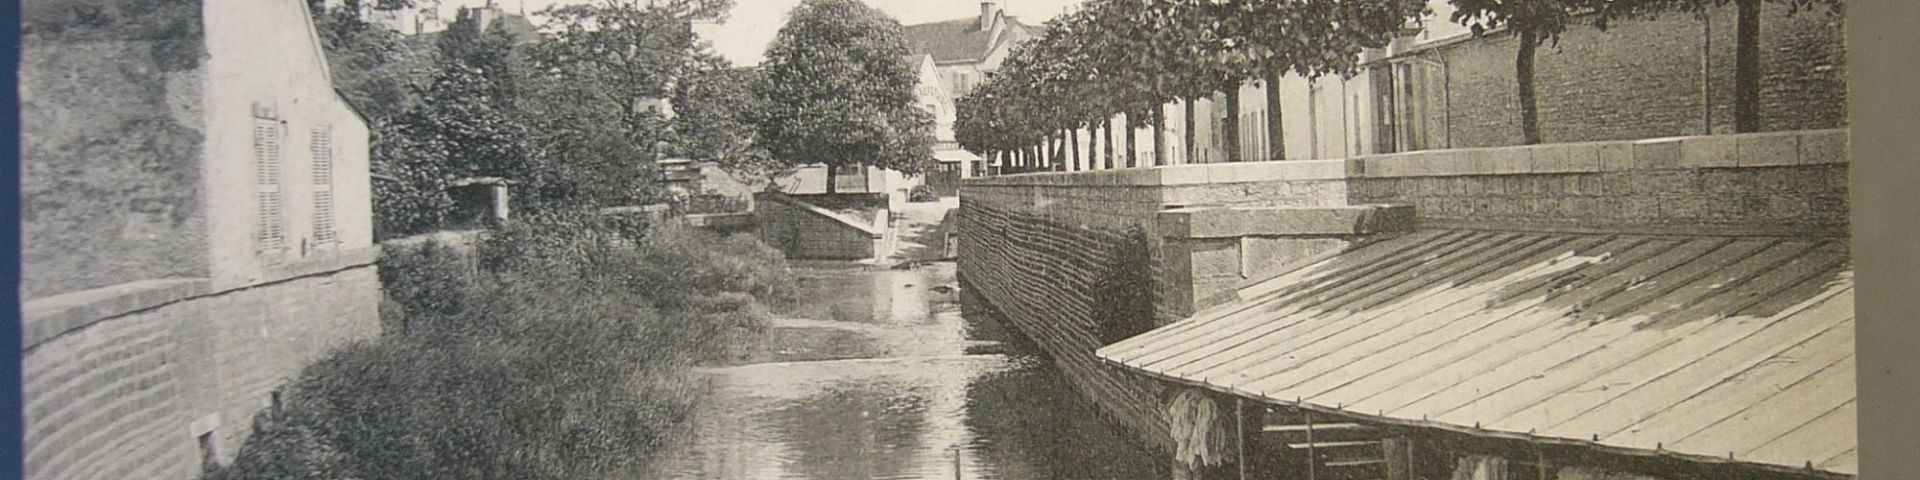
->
[979,1,1000,31]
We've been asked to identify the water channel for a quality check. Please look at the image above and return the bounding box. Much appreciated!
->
[660,261,1164,480]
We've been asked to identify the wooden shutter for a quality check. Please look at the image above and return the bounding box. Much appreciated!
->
[310,126,338,245]
[253,115,285,253]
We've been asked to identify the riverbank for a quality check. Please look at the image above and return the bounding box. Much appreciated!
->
[200,219,796,480]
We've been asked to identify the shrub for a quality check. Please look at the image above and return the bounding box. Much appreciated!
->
[209,213,794,480]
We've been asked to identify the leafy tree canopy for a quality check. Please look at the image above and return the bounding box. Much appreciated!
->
[756,0,936,181]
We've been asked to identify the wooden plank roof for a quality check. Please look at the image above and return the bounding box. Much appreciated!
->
[1096,230,1855,476]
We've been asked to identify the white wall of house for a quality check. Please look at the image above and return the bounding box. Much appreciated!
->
[204,0,374,289]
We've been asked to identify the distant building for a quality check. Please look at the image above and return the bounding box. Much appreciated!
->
[368,3,449,36]
[902,1,1038,178]
[19,0,381,477]
[906,53,980,194]
[901,1,1039,99]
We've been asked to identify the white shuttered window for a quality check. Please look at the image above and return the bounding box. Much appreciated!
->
[310,126,338,245]
[253,112,286,254]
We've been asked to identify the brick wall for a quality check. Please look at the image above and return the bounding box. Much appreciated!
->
[21,253,381,480]
[1434,2,1846,148]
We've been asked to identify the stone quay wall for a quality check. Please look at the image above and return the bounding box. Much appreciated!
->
[956,128,1848,458]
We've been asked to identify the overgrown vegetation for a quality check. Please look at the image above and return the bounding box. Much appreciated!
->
[205,215,793,480]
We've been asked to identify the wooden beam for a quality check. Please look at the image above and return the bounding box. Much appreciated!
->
[1287,440,1383,449]
[1264,423,1369,433]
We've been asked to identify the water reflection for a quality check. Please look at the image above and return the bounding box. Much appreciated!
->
[661,262,1161,480]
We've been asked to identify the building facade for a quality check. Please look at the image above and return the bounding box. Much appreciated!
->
[903,1,1038,178]
[20,0,381,477]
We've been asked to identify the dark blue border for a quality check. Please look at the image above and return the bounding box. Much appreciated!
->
[2,0,23,475]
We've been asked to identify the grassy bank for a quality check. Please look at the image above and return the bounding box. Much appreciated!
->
[204,215,793,480]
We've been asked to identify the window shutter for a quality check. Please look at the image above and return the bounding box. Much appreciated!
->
[311,126,338,245]
[253,115,285,253]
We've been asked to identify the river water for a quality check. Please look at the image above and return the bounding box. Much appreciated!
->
[660,261,1163,480]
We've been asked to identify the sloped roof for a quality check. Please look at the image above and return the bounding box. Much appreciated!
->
[901,16,1035,64]
[1097,230,1856,476]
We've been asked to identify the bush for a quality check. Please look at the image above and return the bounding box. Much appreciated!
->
[908,184,938,202]
[208,213,794,480]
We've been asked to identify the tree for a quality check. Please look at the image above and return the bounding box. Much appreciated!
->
[757,0,935,193]
[307,0,434,123]
[402,8,529,179]
[515,0,743,210]
[672,56,775,178]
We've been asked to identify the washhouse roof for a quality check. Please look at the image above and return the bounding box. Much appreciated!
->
[1096,229,1855,476]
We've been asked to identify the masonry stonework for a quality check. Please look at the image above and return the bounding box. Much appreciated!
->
[754,193,890,260]
[22,260,381,480]
[957,162,1370,455]
[958,129,1848,460]
[19,0,210,300]
[1435,2,1845,148]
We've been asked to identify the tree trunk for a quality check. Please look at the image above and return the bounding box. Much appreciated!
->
[1103,117,1116,170]
[1266,70,1286,160]
[1185,98,1198,164]
[1059,134,1075,171]
[1070,127,1082,171]
[824,163,838,194]
[1225,87,1243,162]
[1517,30,1542,145]
[1734,0,1761,133]
[1153,104,1168,167]
[1039,139,1049,170]
[1125,113,1139,168]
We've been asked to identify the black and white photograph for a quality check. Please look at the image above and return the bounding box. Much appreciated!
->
[13,0,1885,478]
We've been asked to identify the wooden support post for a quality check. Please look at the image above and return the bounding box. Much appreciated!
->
[1306,411,1317,480]
[1237,398,1248,480]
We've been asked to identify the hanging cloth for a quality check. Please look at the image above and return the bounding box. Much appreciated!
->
[1167,388,1235,470]
[1449,454,1511,480]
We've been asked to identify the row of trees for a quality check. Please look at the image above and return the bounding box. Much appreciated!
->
[957,0,1839,171]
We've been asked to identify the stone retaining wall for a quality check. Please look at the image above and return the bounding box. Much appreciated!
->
[21,250,382,480]
[956,129,1849,460]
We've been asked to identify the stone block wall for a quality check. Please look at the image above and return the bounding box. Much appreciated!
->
[957,161,1364,454]
[1433,1,1845,148]
[958,199,1173,452]
[21,252,382,480]
[1350,129,1849,236]
[754,194,888,260]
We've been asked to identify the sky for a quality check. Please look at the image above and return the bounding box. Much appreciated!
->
[444,0,1085,66]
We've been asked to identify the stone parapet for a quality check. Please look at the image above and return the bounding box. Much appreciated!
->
[1158,204,1415,239]
[1352,129,1847,178]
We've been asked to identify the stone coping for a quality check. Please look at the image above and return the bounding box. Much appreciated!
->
[22,245,381,352]
[1158,204,1415,239]
[960,129,1847,187]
